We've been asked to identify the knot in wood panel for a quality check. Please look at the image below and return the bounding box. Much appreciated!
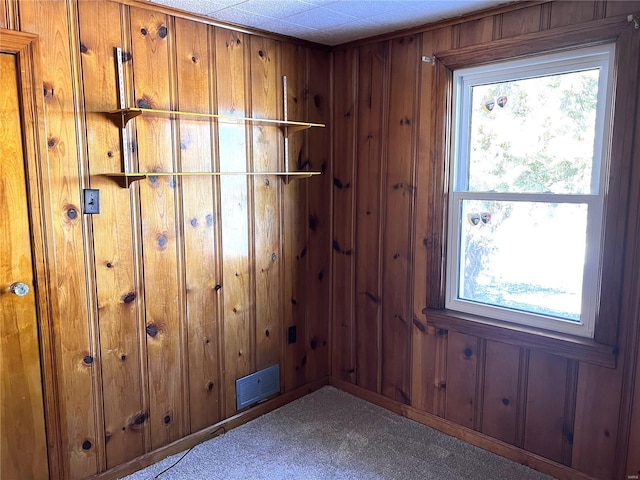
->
[136,97,152,109]
[43,83,54,100]
[413,318,426,333]
[66,207,78,220]
[121,292,136,304]
[129,412,148,429]
[308,214,319,231]
[158,26,168,39]
[146,323,159,338]
[464,347,473,358]
[82,440,92,451]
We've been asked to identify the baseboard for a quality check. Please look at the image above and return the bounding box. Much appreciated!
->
[330,377,597,480]
[90,377,329,480]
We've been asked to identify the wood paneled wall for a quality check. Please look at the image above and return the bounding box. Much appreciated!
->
[6,0,330,478]
[331,2,640,480]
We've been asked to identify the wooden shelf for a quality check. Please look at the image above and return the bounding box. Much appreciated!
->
[103,171,322,188]
[108,107,325,137]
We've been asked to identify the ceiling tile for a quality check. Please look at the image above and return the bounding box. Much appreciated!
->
[147,0,509,46]
[211,6,272,26]
[235,0,318,19]
[283,6,358,29]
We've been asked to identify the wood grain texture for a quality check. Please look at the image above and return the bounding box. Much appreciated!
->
[214,27,253,418]
[523,351,571,463]
[500,4,544,38]
[549,1,598,28]
[305,46,331,384]
[605,0,640,16]
[445,332,480,429]
[251,37,282,376]
[0,0,7,29]
[572,362,622,478]
[18,1,98,477]
[354,41,388,393]
[458,16,495,47]
[130,7,185,449]
[627,341,640,477]
[331,48,357,382]
[481,341,521,444]
[411,26,453,415]
[0,51,49,480]
[281,41,308,391]
[613,22,640,477]
[77,0,146,468]
[380,34,420,404]
[174,17,221,434]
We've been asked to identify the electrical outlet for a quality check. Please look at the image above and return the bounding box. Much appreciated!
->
[288,326,297,344]
[83,189,100,214]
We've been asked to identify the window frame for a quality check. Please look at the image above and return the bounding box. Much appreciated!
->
[445,44,615,339]
[421,13,639,365]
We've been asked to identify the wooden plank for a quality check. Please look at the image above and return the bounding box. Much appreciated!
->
[614,21,640,478]
[435,15,630,71]
[130,7,184,449]
[213,27,253,418]
[174,18,221,433]
[523,350,569,463]
[627,341,640,477]
[572,363,622,478]
[281,41,306,391]
[331,48,357,382]
[305,46,331,383]
[380,34,420,404]
[500,4,543,38]
[18,2,98,477]
[251,36,281,377]
[0,50,49,480]
[606,0,640,17]
[481,341,520,444]
[0,0,6,29]
[354,41,387,393]
[411,26,453,414]
[77,0,146,469]
[458,16,495,47]
[550,1,597,28]
[445,331,480,428]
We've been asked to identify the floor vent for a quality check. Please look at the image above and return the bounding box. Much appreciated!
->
[236,364,280,410]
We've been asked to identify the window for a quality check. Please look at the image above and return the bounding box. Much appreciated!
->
[446,44,615,338]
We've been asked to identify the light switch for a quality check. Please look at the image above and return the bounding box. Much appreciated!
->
[83,189,100,214]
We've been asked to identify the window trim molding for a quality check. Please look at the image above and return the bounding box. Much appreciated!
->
[445,44,614,339]
[423,308,617,368]
[424,13,638,353]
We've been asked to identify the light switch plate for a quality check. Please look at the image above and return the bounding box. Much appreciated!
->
[83,189,100,214]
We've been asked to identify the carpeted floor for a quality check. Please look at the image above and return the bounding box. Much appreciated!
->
[123,386,556,480]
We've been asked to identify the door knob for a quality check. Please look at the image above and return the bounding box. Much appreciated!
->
[8,282,30,296]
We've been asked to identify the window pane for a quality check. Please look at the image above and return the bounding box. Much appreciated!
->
[458,200,588,321]
[467,70,599,194]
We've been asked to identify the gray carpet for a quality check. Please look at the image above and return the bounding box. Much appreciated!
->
[123,386,556,480]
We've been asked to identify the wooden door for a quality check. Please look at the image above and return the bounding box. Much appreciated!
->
[0,51,49,480]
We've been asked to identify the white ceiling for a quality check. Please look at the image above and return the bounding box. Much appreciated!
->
[146,0,510,45]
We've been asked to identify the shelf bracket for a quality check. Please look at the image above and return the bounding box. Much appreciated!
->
[104,174,147,188]
[108,108,143,128]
